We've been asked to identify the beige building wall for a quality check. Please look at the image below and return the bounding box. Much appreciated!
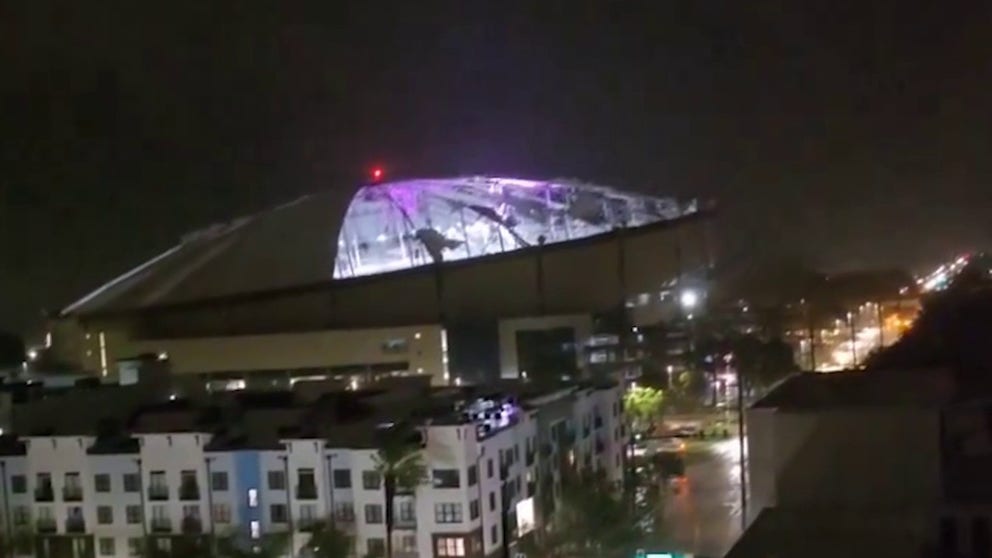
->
[73,324,446,384]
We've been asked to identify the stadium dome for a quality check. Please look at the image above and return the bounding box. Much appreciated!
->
[62,176,700,316]
[335,176,696,278]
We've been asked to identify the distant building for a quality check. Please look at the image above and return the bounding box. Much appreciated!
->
[47,177,713,387]
[732,368,992,558]
[0,374,626,558]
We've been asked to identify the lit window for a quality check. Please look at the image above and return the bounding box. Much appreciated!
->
[250,520,261,539]
[247,489,258,508]
[436,537,465,557]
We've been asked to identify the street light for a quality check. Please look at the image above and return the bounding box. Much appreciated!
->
[679,289,698,309]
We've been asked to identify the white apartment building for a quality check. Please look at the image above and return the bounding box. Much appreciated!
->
[0,382,625,558]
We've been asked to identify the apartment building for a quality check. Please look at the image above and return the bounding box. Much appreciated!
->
[0,380,625,558]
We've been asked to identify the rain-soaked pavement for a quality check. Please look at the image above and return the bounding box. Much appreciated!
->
[656,439,746,558]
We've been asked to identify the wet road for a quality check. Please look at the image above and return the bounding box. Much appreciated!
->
[656,439,745,558]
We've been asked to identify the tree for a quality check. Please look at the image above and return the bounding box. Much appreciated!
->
[163,530,287,558]
[0,527,34,557]
[304,520,353,558]
[520,470,657,558]
[623,386,665,436]
[372,425,427,558]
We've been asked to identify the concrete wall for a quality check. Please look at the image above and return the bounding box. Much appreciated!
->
[747,406,942,523]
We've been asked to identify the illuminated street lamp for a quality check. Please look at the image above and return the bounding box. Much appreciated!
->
[680,289,698,309]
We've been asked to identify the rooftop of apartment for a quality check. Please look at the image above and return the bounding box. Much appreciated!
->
[0,371,617,456]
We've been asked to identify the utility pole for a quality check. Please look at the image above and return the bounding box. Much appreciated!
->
[804,300,817,371]
[876,301,885,349]
[736,364,747,530]
[847,311,858,367]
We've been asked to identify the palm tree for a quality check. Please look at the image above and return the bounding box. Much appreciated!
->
[372,426,426,558]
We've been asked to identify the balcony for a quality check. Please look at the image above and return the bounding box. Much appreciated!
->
[295,483,318,500]
[181,516,203,534]
[148,484,169,501]
[36,518,57,534]
[34,485,55,503]
[151,517,173,533]
[393,515,417,530]
[62,485,84,502]
[65,517,86,533]
[179,482,200,501]
[525,450,535,467]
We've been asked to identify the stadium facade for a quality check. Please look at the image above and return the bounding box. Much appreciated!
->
[49,176,714,387]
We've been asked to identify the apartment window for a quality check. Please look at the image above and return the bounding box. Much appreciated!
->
[98,537,115,556]
[97,506,113,525]
[65,472,82,488]
[297,468,317,498]
[365,504,384,524]
[334,502,355,522]
[12,506,29,526]
[491,524,499,545]
[435,502,463,523]
[211,471,229,491]
[149,471,166,487]
[125,505,142,524]
[433,469,460,488]
[469,499,480,520]
[123,473,140,493]
[94,474,111,493]
[362,470,381,490]
[467,464,478,486]
[182,505,200,519]
[267,470,286,490]
[299,504,317,523]
[270,504,288,524]
[250,520,261,539]
[382,338,409,354]
[127,538,143,557]
[332,469,351,488]
[10,474,26,494]
[436,537,465,557]
[248,489,258,508]
[212,503,231,523]
[487,458,493,478]
[367,538,386,557]
[401,535,417,552]
[397,500,415,522]
[155,538,171,553]
[489,491,497,512]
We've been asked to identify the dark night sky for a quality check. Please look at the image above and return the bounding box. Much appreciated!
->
[2,1,991,335]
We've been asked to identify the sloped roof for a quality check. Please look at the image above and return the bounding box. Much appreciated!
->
[62,189,351,316]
